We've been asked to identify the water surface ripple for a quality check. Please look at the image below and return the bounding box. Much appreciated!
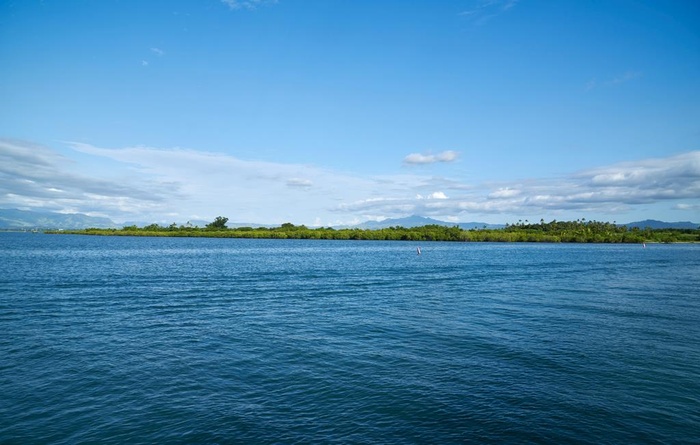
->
[1,234,699,443]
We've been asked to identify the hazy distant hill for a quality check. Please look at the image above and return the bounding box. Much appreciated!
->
[348,215,505,230]
[347,216,700,230]
[120,219,212,228]
[120,219,272,228]
[2,209,696,231]
[0,208,118,229]
[0,209,273,230]
[623,219,699,229]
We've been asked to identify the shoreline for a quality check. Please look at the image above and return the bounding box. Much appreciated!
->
[39,224,700,244]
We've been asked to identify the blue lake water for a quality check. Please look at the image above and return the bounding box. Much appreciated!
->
[1,233,699,444]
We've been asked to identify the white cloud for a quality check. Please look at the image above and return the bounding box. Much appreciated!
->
[150,47,165,56]
[674,203,700,211]
[287,178,313,188]
[416,192,448,200]
[489,187,520,198]
[404,150,459,165]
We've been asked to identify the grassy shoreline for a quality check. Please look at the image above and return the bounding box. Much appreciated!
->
[46,220,700,244]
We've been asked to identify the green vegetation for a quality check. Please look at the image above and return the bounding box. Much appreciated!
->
[47,217,700,243]
[206,216,228,230]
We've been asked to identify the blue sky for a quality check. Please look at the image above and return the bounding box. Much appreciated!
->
[1,0,699,226]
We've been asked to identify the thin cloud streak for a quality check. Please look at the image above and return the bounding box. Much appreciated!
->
[586,70,642,91]
[404,150,459,165]
[287,178,313,188]
[221,0,276,11]
[459,0,519,23]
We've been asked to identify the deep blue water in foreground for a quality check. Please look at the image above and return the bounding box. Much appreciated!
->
[1,233,699,444]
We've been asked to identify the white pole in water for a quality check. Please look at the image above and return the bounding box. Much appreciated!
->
[417,247,421,255]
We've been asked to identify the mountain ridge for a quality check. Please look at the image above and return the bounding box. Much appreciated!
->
[345,215,504,230]
[0,209,697,230]
[622,219,698,230]
[0,208,117,229]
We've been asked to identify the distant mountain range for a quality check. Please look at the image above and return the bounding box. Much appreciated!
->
[0,209,697,231]
[0,208,118,229]
[347,215,504,230]
[622,219,699,230]
[364,217,698,230]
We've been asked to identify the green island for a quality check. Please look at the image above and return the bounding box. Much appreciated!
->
[48,217,700,243]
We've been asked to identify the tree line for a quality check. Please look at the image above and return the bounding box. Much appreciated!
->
[48,217,700,243]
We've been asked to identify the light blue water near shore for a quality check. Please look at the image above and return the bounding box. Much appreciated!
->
[1,233,699,444]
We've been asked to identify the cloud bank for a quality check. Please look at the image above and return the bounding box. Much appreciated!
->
[340,151,700,219]
[1,138,697,225]
[0,139,171,218]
